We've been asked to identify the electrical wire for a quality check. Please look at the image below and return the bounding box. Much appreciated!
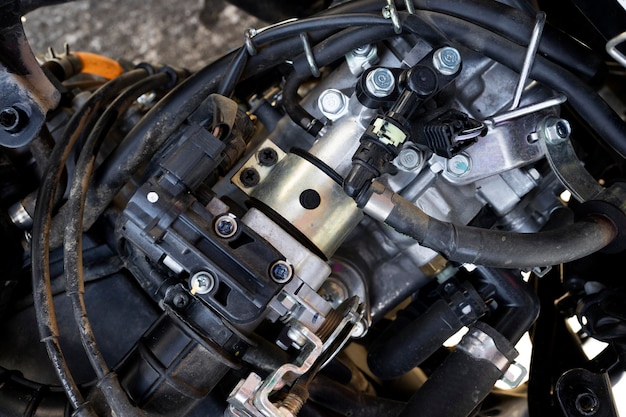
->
[63,71,171,417]
[30,67,149,415]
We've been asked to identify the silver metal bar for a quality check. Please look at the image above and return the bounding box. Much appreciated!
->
[510,11,546,110]
[487,94,567,126]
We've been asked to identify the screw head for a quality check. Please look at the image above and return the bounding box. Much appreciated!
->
[190,271,215,295]
[365,67,395,97]
[433,46,461,75]
[239,167,260,187]
[270,260,293,283]
[258,147,278,166]
[215,214,237,238]
[172,293,189,308]
[146,191,159,203]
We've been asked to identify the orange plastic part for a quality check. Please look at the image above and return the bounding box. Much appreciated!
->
[74,51,124,79]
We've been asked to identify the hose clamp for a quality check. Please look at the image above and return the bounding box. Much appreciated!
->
[300,32,320,78]
[363,182,395,222]
[382,0,402,34]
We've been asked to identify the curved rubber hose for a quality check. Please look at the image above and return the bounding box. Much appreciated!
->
[74,52,124,80]
[367,298,464,380]
[319,0,603,81]
[380,184,617,268]
[474,267,539,343]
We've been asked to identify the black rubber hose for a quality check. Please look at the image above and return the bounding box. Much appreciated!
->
[318,0,603,81]
[367,299,464,380]
[378,182,617,269]
[402,11,626,158]
[308,374,405,417]
[473,267,539,343]
[63,72,170,417]
[397,322,517,417]
[282,24,396,134]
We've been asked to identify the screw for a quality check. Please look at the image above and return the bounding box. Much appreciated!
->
[172,293,189,308]
[215,214,237,238]
[239,167,260,187]
[270,260,293,283]
[447,154,471,176]
[542,117,571,144]
[433,46,461,75]
[318,89,347,116]
[365,67,395,98]
[190,271,215,295]
[258,147,278,166]
[0,106,27,133]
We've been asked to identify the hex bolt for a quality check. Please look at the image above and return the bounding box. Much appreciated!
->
[270,260,293,283]
[190,271,215,295]
[433,46,462,76]
[365,67,396,98]
[318,89,347,116]
[396,145,423,171]
[542,117,571,144]
[215,214,238,238]
[239,167,260,187]
[258,147,278,166]
[447,153,471,176]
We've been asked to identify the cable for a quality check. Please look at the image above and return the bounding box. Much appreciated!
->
[30,67,149,415]
[63,72,170,416]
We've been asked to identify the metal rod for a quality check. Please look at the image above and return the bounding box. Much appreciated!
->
[510,11,546,110]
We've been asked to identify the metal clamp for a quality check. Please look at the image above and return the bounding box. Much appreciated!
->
[382,0,402,34]
[606,31,626,68]
[300,32,320,78]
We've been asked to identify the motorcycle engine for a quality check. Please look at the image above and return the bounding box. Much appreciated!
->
[0,1,625,417]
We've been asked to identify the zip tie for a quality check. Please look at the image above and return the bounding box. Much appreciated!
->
[300,32,320,78]
[383,0,402,34]
[244,28,258,56]
[510,11,546,110]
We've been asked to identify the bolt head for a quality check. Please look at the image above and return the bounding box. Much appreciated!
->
[447,154,471,176]
[433,46,461,75]
[396,145,423,171]
[542,117,571,144]
[190,271,215,295]
[270,260,293,283]
[215,215,237,238]
[365,68,395,97]
[318,89,347,116]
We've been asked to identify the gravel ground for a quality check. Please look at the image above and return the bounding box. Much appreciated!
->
[21,0,267,72]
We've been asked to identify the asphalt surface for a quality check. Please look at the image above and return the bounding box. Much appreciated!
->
[21,0,266,72]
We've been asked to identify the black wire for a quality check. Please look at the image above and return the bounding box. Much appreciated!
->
[63,71,170,417]
[30,67,148,414]
[218,46,248,97]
